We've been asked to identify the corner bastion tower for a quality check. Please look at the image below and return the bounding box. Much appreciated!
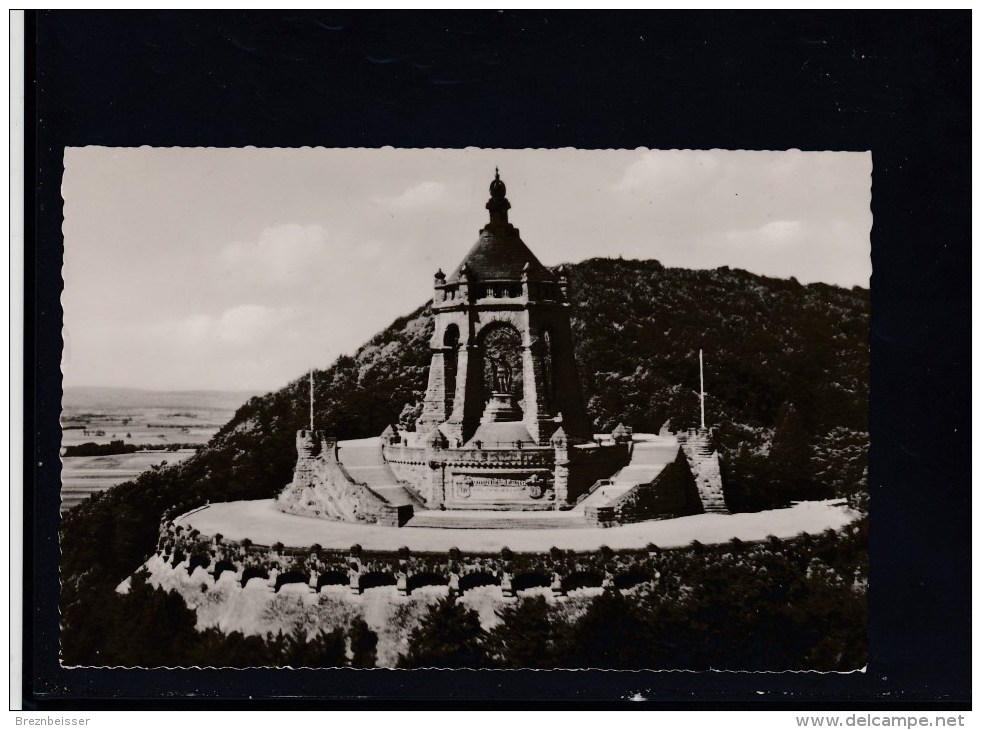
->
[277,171,708,527]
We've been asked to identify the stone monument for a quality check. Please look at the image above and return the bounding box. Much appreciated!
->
[276,170,706,524]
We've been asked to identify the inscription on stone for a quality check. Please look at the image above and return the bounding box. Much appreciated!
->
[452,473,553,501]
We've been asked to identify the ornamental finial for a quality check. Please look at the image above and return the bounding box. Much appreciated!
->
[487,168,510,224]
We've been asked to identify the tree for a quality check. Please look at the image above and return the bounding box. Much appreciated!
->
[284,626,347,668]
[555,590,655,669]
[486,595,560,668]
[348,618,378,668]
[397,595,488,668]
[721,443,782,512]
[769,402,820,500]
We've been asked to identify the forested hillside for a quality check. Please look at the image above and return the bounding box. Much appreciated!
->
[60,259,869,666]
[568,259,868,434]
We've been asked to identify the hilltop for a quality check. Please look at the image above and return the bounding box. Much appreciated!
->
[61,258,868,596]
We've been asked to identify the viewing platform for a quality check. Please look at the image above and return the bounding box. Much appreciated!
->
[175,498,856,554]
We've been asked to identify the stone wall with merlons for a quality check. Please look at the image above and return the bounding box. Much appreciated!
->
[155,518,666,598]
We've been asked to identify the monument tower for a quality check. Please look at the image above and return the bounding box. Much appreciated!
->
[280,170,641,519]
[416,169,591,446]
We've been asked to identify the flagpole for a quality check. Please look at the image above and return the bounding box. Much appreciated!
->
[699,349,705,431]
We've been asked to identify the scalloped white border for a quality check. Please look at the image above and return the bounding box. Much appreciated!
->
[53,145,871,677]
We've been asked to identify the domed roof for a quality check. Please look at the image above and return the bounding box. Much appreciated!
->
[446,170,552,284]
[447,229,550,283]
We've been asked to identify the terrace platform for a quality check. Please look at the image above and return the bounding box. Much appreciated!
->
[176,498,856,555]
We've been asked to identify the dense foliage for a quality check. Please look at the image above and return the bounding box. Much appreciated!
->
[62,522,866,671]
[63,441,201,457]
[396,596,489,668]
[569,260,868,435]
[59,259,869,668]
[61,570,376,668]
[400,522,867,671]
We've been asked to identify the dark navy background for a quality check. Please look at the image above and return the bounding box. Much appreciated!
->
[27,10,971,707]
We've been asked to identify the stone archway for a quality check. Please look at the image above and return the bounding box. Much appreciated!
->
[458,571,501,593]
[274,570,310,592]
[443,324,460,416]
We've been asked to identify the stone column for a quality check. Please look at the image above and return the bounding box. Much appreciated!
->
[500,572,516,601]
[348,568,362,595]
[521,339,552,444]
[429,461,447,509]
[552,429,570,506]
[550,573,566,600]
[458,343,485,442]
[442,345,471,444]
[416,350,447,433]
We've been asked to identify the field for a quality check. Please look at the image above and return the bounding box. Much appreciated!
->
[60,387,255,513]
[61,450,197,513]
[61,386,255,448]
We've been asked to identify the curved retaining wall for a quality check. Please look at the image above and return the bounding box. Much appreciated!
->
[156,518,665,599]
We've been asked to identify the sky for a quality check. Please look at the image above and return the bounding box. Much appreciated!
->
[61,147,872,393]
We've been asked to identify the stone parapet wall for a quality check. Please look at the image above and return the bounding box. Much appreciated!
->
[380,441,627,510]
[383,442,554,470]
[155,517,667,598]
[382,442,560,509]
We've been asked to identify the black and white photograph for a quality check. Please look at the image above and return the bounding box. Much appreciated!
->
[21,9,970,711]
[59,147,871,671]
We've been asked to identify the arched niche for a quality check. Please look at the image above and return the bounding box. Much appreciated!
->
[475,322,523,405]
[442,324,461,413]
[458,571,501,593]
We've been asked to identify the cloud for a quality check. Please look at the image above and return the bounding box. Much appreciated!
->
[150,304,300,348]
[723,219,804,246]
[61,147,871,391]
[758,220,802,239]
[64,303,312,391]
[385,181,447,208]
[221,224,329,286]
[615,150,721,193]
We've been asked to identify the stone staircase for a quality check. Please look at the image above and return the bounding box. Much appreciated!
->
[679,429,728,514]
[336,440,425,509]
[575,438,679,512]
[406,509,589,530]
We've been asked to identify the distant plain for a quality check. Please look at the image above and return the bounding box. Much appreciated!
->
[60,387,255,513]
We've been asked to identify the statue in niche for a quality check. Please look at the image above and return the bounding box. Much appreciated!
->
[488,356,513,394]
[480,323,522,399]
